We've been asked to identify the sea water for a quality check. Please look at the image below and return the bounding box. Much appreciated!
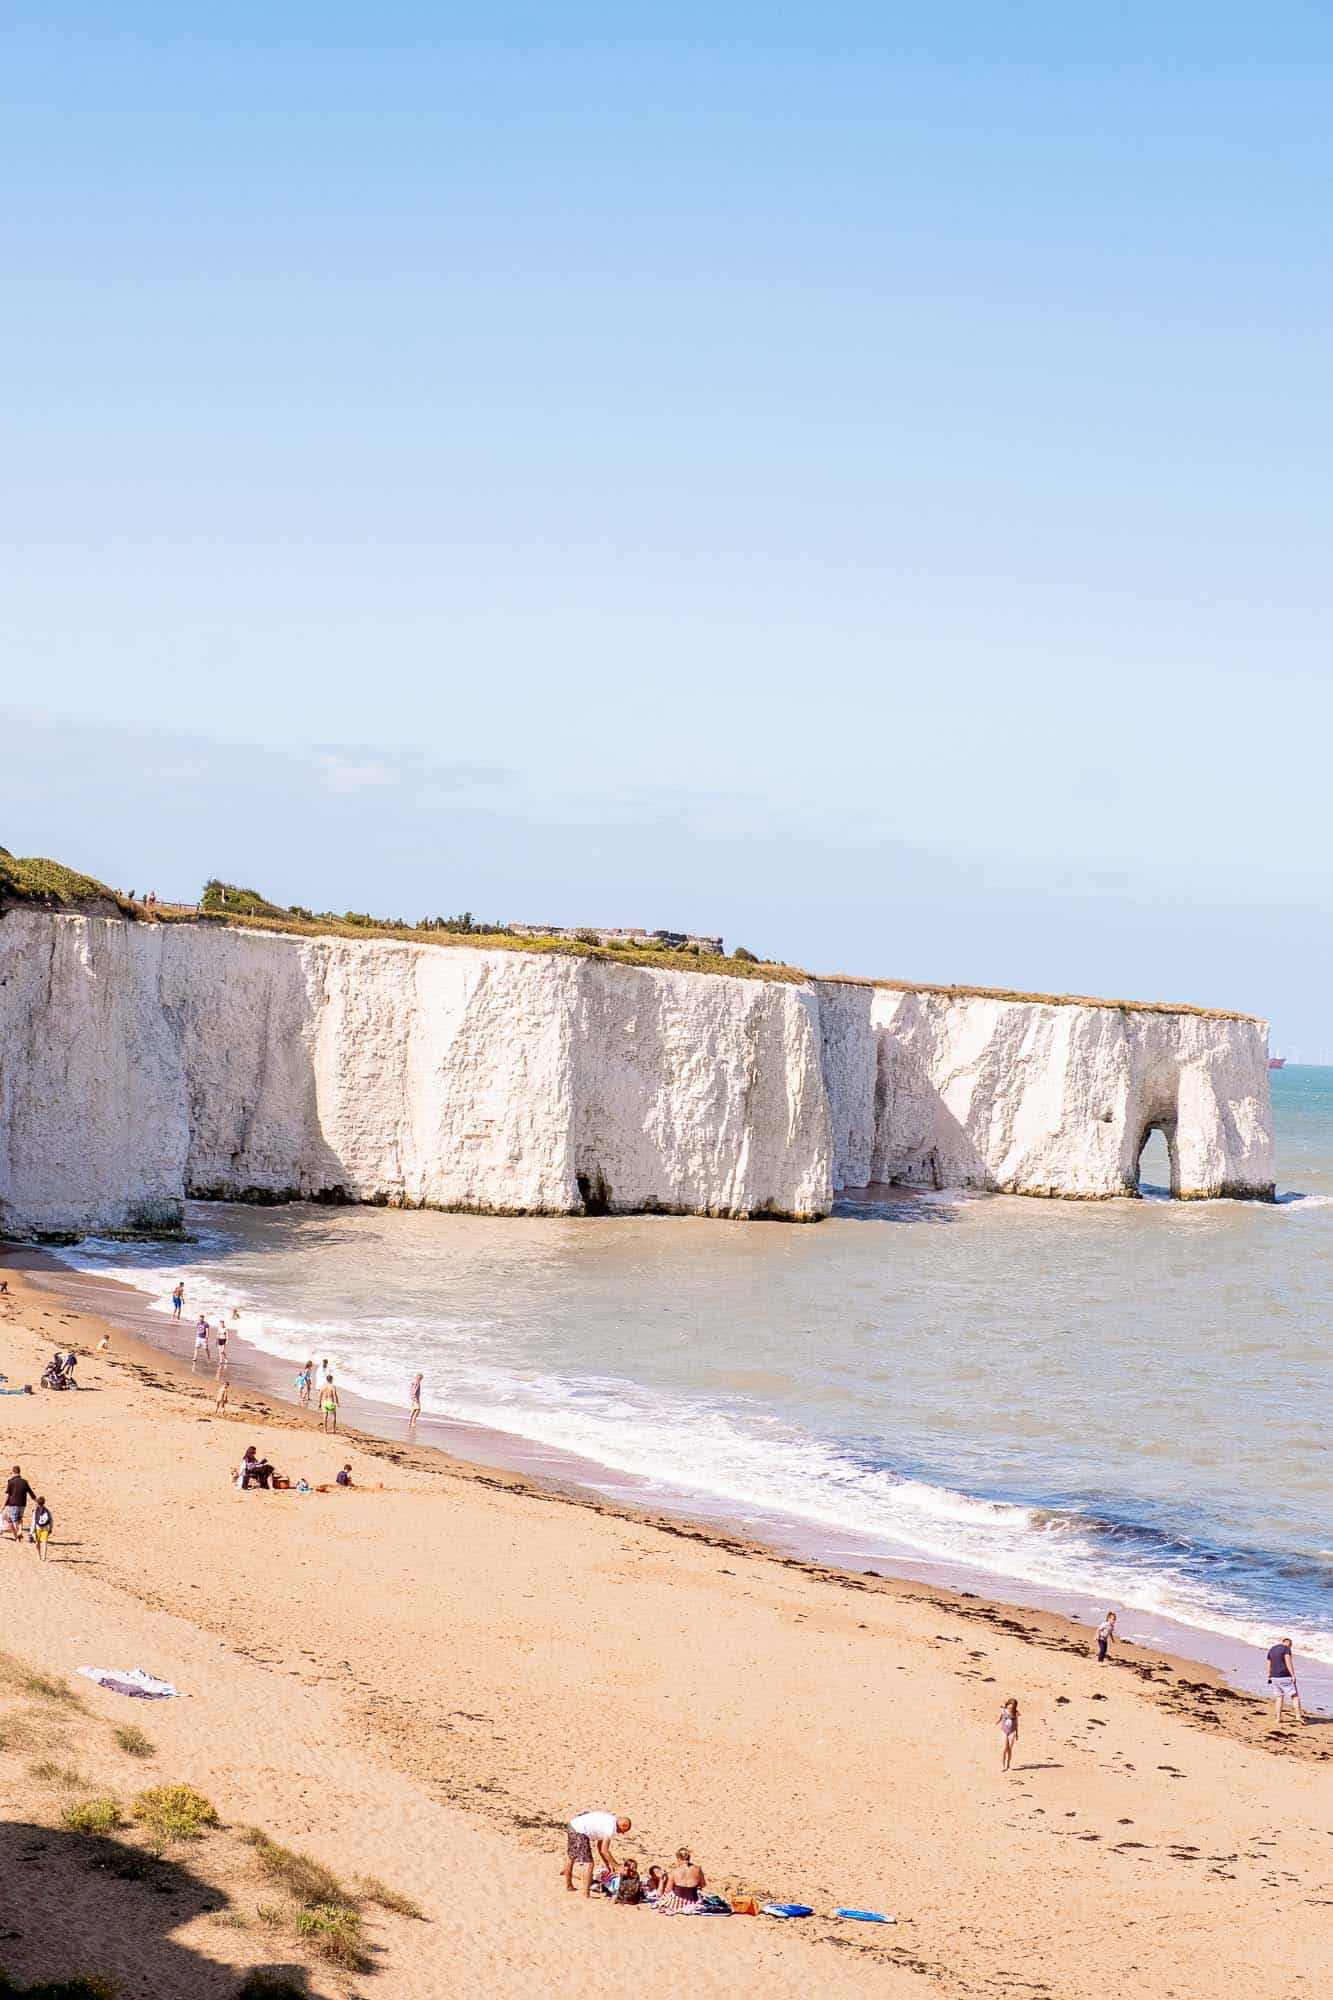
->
[51,1068,1332,1677]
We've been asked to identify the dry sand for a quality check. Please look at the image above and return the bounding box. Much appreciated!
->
[0,1258,1328,1999]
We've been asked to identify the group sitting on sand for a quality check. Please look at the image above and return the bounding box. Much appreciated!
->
[562,1812,711,1912]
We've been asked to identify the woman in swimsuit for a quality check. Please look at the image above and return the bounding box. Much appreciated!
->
[296,1363,313,1408]
[998,1697,1019,1771]
[657,1847,706,1913]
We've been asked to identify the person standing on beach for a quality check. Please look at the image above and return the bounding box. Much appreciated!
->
[562,1811,631,1896]
[216,1319,229,1370]
[1096,1611,1117,1663]
[215,1375,229,1415]
[998,1697,1019,1771]
[320,1374,339,1433]
[408,1373,423,1428]
[296,1362,313,1408]
[1267,1638,1302,1725]
[3,1466,34,1543]
[32,1497,53,1561]
[171,1283,184,1320]
[193,1317,210,1372]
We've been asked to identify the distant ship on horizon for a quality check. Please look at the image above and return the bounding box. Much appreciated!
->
[1268,1055,1286,1070]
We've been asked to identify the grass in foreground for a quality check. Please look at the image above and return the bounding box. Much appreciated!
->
[294,1905,371,1973]
[357,1873,425,1919]
[29,1761,87,1789]
[242,1830,351,1909]
[131,1784,218,1841]
[59,1798,121,1836]
[111,1725,155,1759]
[0,1659,83,1710]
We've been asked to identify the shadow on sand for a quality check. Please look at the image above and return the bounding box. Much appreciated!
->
[0,1820,313,1997]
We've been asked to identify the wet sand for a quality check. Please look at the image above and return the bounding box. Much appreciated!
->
[0,1249,1329,1998]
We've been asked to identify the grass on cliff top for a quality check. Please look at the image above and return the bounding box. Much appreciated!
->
[2,856,1260,1018]
[170,907,810,983]
[817,973,1261,1023]
[0,851,133,916]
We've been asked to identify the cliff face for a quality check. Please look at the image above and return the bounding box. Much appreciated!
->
[815,982,1274,1201]
[0,914,1274,1238]
[0,913,830,1234]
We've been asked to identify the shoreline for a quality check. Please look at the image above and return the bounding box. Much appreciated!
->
[9,1241,1330,1713]
[0,1248,1329,2000]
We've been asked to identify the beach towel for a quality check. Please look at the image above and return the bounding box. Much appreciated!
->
[760,1902,813,1919]
[699,1894,732,1914]
[77,1667,181,1700]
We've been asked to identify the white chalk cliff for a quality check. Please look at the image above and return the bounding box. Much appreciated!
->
[0,913,1274,1239]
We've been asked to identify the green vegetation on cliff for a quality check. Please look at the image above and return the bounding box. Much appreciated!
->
[2,854,1259,1018]
[186,882,803,982]
[0,850,134,915]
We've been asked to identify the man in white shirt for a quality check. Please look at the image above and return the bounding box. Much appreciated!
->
[563,1808,632,1896]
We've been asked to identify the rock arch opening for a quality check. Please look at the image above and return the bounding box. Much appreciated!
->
[1135,1118,1180,1198]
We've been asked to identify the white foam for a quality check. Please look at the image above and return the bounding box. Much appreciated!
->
[45,1236,1333,1671]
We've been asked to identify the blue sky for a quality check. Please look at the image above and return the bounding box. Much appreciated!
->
[4,5,1331,1049]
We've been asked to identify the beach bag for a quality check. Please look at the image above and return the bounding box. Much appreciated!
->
[730,1897,758,1916]
[761,1902,813,1919]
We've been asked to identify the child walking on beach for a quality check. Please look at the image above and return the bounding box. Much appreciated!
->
[1096,1610,1117,1663]
[297,1362,313,1409]
[998,1698,1019,1771]
[32,1497,52,1561]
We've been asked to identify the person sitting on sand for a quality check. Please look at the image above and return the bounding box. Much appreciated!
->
[644,1864,666,1903]
[1096,1610,1117,1663]
[1267,1638,1302,1725]
[237,1446,274,1490]
[319,1375,339,1433]
[613,1857,644,1904]
[95,1333,110,1354]
[562,1810,631,1897]
[32,1496,53,1562]
[998,1697,1019,1771]
[63,1351,78,1387]
[335,1463,353,1487]
[656,1847,706,1912]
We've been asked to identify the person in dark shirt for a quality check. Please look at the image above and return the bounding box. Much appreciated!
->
[1266,1638,1302,1725]
[3,1466,34,1540]
[335,1464,353,1487]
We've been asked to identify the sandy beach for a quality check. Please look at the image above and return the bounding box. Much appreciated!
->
[0,1256,1328,2000]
